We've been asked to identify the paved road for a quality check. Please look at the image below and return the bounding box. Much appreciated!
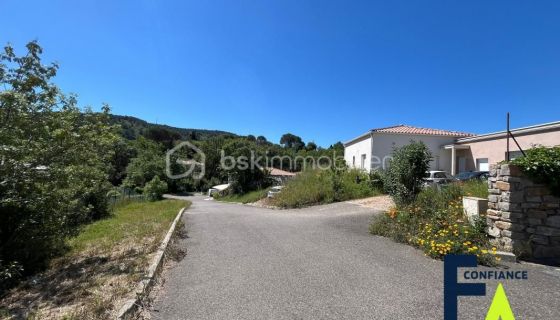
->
[152,195,560,320]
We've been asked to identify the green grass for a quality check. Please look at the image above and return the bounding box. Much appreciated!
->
[1,199,191,319]
[68,199,189,254]
[216,189,269,204]
[457,179,489,199]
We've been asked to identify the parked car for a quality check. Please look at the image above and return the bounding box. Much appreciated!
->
[423,170,455,187]
[267,186,284,198]
[454,171,489,181]
[207,183,230,197]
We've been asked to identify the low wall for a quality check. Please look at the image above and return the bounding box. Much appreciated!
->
[487,164,560,263]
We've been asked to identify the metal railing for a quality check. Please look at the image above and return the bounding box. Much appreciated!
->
[506,112,526,162]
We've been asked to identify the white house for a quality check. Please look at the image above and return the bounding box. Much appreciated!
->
[343,125,473,173]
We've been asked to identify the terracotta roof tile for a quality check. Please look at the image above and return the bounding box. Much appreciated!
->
[268,167,297,176]
[371,124,474,137]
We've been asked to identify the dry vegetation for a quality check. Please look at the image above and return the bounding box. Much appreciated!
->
[0,199,188,320]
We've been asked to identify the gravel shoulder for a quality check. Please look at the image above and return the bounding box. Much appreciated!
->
[345,195,394,211]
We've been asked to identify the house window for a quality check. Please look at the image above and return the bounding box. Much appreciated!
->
[506,151,525,161]
[352,156,355,167]
[361,154,366,169]
[476,158,489,171]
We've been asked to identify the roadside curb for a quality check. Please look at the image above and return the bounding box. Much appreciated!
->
[116,206,186,319]
[496,251,517,263]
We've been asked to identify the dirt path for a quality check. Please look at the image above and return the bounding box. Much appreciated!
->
[346,195,394,212]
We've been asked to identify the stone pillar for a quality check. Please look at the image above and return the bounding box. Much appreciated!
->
[487,164,560,264]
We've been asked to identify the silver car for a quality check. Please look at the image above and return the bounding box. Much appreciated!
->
[424,171,455,187]
[267,186,284,198]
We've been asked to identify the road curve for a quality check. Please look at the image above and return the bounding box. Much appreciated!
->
[151,195,560,320]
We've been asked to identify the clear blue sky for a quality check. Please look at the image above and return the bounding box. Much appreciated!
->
[2,0,560,146]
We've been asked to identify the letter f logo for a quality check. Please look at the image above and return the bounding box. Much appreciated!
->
[444,255,486,320]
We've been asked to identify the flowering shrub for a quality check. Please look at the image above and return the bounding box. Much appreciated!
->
[411,219,499,264]
[511,146,560,196]
[370,184,499,265]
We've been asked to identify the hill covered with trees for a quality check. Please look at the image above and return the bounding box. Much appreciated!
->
[109,114,238,141]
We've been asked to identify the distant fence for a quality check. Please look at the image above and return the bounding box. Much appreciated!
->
[108,187,146,210]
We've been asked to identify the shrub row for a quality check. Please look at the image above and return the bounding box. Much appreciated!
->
[272,168,381,208]
[370,182,498,264]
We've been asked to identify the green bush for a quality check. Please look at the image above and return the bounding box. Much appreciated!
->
[335,168,377,201]
[383,141,432,206]
[368,170,384,191]
[144,176,168,201]
[511,146,560,196]
[0,42,118,288]
[272,168,381,208]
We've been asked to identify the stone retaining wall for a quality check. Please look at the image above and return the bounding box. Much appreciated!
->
[487,164,560,263]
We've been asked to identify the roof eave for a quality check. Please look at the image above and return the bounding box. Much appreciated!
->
[456,120,560,144]
[343,131,373,147]
[344,130,471,147]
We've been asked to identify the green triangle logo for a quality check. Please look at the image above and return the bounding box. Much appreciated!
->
[485,283,516,320]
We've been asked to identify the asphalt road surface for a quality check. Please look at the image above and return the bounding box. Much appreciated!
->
[151,195,560,320]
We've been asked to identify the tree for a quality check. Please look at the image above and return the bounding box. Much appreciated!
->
[256,135,268,145]
[383,141,432,205]
[305,141,318,151]
[280,133,304,151]
[330,141,344,152]
[246,134,256,141]
[144,127,181,149]
[188,130,198,140]
[0,41,118,283]
[221,139,271,194]
[108,138,137,185]
[122,137,165,190]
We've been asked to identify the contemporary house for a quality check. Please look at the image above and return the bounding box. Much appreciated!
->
[344,121,560,175]
[343,125,473,173]
[444,121,560,175]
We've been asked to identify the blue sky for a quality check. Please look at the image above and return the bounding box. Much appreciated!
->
[2,0,560,146]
